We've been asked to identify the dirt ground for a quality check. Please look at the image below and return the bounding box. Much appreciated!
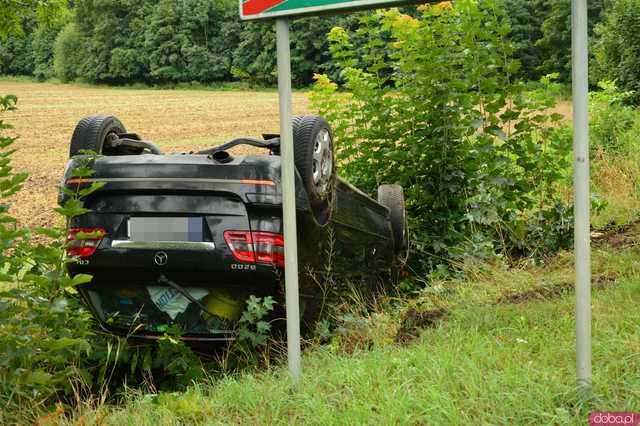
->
[0,80,310,230]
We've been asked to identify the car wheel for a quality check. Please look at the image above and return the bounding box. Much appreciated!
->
[292,115,335,208]
[378,184,407,253]
[69,115,126,158]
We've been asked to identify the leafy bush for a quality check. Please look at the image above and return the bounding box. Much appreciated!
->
[0,95,95,419]
[589,81,637,155]
[310,1,573,271]
[53,23,88,82]
[237,295,276,349]
[593,0,640,104]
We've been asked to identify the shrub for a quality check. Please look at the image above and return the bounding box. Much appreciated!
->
[593,0,640,104]
[589,81,637,155]
[310,1,572,272]
[53,23,88,82]
[0,95,92,420]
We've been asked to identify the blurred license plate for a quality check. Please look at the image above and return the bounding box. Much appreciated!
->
[128,217,203,242]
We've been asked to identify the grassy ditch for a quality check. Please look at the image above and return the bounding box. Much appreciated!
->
[52,233,640,425]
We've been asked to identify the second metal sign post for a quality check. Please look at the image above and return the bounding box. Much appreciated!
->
[274,17,303,385]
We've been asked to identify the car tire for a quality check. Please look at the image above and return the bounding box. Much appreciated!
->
[378,184,407,253]
[69,115,126,158]
[292,115,335,208]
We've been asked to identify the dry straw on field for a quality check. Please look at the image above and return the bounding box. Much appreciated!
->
[0,80,310,230]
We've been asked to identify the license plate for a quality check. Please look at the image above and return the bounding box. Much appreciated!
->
[128,217,203,242]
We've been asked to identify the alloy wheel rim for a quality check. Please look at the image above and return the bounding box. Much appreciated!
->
[312,128,333,197]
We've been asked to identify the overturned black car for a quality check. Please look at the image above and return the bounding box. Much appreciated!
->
[60,115,407,342]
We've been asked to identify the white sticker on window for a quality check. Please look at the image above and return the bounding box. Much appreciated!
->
[147,286,208,320]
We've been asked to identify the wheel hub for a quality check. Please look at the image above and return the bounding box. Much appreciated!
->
[312,129,333,197]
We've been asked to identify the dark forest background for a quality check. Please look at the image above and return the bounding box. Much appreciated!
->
[3,0,637,94]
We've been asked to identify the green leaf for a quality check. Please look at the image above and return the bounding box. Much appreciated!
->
[36,227,64,239]
[69,274,93,288]
[28,370,53,386]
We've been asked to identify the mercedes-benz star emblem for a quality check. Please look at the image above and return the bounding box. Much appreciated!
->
[154,251,168,266]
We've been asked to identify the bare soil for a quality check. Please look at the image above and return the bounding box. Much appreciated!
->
[0,80,310,230]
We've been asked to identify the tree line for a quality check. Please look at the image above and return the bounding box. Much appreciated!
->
[0,0,639,94]
[0,0,353,86]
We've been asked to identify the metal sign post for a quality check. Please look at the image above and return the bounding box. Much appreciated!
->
[243,0,432,387]
[571,0,592,392]
[275,17,302,385]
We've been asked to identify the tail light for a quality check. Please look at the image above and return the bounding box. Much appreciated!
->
[224,231,284,268]
[67,227,106,257]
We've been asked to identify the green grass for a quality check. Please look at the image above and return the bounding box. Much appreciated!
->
[591,150,640,228]
[63,241,640,425]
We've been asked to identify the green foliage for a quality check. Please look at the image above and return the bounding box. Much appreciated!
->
[53,23,88,82]
[70,0,240,85]
[0,0,615,88]
[0,0,368,87]
[311,1,573,271]
[152,333,206,389]
[0,94,91,417]
[142,0,235,84]
[0,285,94,414]
[593,0,640,104]
[0,0,67,39]
[0,30,35,75]
[504,0,546,81]
[232,15,350,86]
[590,80,637,154]
[0,18,63,79]
[231,22,277,86]
[588,81,640,228]
[74,0,146,83]
[237,295,276,348]
[32,24,63,80]
[498,0,607,83]
[536,0,605,83]
[0,95,27,256]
